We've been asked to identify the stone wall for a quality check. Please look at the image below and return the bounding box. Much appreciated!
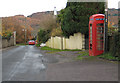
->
[0,36,2,49]
[2,37,14,48]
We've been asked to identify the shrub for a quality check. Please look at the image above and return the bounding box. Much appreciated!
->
[51,27,63,37]
[2,31,12,40]
[109,32,120,57]
[37,29,50,44]
[98,53,119,61]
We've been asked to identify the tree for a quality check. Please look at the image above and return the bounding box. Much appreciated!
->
[37,14,63,43]
[59,2,105,37]
[57,9,65,25]
[39,14,57,31]
[51,27,62,37]
[2,17,33,43]
[118,19,120,32]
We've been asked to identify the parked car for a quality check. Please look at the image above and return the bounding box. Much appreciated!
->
[28,40,35,45]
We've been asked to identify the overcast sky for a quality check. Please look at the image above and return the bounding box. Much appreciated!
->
[0,0,119,17]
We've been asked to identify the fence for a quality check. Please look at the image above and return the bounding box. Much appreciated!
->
[46,33,85,50]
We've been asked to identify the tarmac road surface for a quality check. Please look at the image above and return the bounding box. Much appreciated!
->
[3,46,46,81]
[2,46,118,81]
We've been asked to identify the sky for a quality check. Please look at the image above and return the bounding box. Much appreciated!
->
[0,0,119,17]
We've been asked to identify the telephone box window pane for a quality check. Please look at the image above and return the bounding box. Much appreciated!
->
[97,41,103,44]
[90,30,92,33]
[97,44,102,47]
[97,30,104,33]
[90,24,92,50]
[97,27,103,30]
[90,41,92,43]
[97,48,103,50]
[97,23,104,26]
[97,43,103,47]
[97,37,100,40]
[97,45,103,49]
[90,24,92,42]
[97,34,103,37]
[100,37,103,40]
[97,37,103,40]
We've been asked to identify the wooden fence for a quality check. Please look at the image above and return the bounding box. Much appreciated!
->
[46,33,85,50]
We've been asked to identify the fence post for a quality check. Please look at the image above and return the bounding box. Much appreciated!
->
[61,36,63,50]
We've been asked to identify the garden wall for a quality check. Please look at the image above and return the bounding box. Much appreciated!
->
[2,37,14,48]
[46,33,85,50]
[0,36,2,49]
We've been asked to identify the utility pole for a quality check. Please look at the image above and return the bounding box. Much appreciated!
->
[104,0,108,52]
[0,17,2,83]
[25,17,27,45]
[13,31,16,46]
[0,18,2,49]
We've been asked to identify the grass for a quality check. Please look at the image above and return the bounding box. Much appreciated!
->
[40,46,62,51]
[77,51,119,61]
[40,46,82,51]
[98,53,119,61]
[76,51,90,60]
[41,46,119,61]
[35,44,40,47]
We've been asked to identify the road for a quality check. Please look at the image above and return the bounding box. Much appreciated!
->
[3,46,46,81]
[2,46,118,81]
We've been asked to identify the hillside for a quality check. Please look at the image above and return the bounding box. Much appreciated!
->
[27,11,55,36]
[108,9,119,27]
[2,11,56,43]
[2,15,33,43]
[28,11,54,19]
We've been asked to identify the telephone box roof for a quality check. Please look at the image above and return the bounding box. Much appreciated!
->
[91,14,105,18]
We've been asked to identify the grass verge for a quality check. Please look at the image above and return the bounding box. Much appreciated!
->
[76,51,119,61]
[35,44,40,47]
[40,46,82,52]
[98,53,119,61]
[76,51,90,60]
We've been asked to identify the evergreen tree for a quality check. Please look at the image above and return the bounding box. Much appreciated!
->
[118,19,120,32]
[59,2,105,37]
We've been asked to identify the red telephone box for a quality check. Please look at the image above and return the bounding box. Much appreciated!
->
[89,14,105,56]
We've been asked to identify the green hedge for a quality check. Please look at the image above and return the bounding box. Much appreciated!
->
[109,32,120,57]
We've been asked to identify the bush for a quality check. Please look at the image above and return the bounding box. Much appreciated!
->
[51,27,63,37]
[35,44,40,47]
[37,29,50,44]
[109,32,120,57]
[98,53,119,61]
[2,31,12,40]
